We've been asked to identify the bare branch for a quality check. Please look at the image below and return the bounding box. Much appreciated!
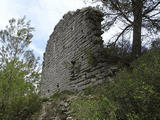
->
[103,14,121,31]
[150,11,160,18]
[113,24,132,46]
[109,0,133,24]
[143,1,160,16]
[104,13,120,16]
[144,15,160,30]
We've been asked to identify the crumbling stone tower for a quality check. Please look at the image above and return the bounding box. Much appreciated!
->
[40,7,116,96]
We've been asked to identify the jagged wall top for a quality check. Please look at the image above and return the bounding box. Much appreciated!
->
[52,6,104,34]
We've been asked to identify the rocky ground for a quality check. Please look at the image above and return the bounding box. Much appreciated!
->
[38,92,77,120]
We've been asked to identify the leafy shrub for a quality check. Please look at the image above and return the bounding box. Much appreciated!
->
[102,40,134,67]
[70,46,160,120]
[0,61,41,120]
[71,96,99,119]
[0,94,41,120]
[104,46,160,120]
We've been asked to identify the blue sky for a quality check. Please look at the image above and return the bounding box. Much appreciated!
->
[0,0,93,61]
[1,1,158,62]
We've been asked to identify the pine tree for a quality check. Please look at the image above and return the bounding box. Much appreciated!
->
[91,0,160,58]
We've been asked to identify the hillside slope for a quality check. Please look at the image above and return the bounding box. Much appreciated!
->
[38,45,160,120]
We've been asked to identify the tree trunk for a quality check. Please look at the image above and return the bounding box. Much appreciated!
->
[132,0,143,58]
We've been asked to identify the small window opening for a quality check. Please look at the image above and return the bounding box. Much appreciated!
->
[57,83,59,88]
[71,26,75,31]
[81,30,84,33]
[71,61,76,65]
[85,73,87,78]
[81,56,84,59]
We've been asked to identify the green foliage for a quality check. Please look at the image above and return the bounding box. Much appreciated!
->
[49,90,74,101]
[0,93,41,120]
[100,43,133,67]
[71,96,99,120]
[84,49,98,66]
[0,17,41,119]
[104,47,160,119]
[0,16,34,62]
[0,60,41,120]
[97,96,118,120]
[0,16,40,85]
[84,85,92,95]
[70,85,118,120]
[69,46,160,120]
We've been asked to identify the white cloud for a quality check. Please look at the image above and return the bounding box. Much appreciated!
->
[0,0,15,28]
[0,0,92,60]
[29,44,44,56]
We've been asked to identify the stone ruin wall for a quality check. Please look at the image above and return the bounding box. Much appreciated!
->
[40,7,118,96]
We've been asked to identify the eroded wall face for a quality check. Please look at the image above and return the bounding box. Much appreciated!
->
[40,7,116,96]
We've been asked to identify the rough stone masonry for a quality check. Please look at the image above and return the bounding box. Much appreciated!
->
[40,7,118,96]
